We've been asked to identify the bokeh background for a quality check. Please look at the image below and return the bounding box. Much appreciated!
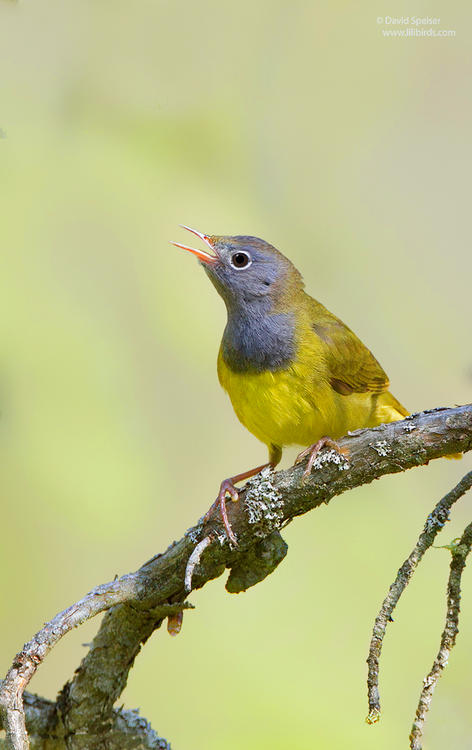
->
[1,1,471,748]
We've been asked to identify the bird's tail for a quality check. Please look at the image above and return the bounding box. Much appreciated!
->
[378,392,461,460]
[376,391,409,423]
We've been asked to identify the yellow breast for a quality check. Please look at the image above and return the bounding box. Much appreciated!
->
[217,335,342,448]
[217,339,405,451]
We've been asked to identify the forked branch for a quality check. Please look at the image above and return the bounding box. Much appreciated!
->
[366,471,472,736]
[410,518,472,750]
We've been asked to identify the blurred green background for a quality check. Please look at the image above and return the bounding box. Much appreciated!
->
[1,1,471,748]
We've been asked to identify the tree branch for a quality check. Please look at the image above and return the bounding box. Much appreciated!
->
[409,519,472,750]
[366,470,472,724]
[0,688,171,750]
[1,404,471,749]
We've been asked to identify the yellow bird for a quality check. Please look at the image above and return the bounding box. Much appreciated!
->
[173,227,409,543]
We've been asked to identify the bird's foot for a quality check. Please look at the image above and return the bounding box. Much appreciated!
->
[203,462,275,545]
[203,478,240,546]
[295,437,348,483]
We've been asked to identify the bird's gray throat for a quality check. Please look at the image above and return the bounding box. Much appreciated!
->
[221,300,295,373]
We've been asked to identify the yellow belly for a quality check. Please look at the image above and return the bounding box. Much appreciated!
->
[217,349,406,450]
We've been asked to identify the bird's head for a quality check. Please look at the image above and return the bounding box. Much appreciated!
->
[172,226,303,311]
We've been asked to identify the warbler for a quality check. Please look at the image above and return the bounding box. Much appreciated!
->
[172,226,409,543]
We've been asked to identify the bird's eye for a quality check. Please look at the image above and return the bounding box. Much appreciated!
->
[230,251,251,269]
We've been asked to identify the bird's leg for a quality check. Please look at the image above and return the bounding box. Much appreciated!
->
[295,437,348,483]
[204,464,271,546]
[205,445,282,545]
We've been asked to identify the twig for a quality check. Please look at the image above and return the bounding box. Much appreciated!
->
[366,470,472,724]
[409,520,472,749]
[185,535,213,592]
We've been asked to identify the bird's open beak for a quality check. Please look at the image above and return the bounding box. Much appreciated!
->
[171,225,218,264]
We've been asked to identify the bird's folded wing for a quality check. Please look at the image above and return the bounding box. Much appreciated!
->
[310,302,389,396]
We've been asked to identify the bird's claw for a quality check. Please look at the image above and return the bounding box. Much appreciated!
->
[217,480,239,545]
[295,437,347,483]
[203,479,239,546]
[219,479,240,504]
[203,462,275,545]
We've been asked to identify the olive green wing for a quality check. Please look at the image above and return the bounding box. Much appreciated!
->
[309,299,389,396]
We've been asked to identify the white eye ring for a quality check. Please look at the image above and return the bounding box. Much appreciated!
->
[230,251,252,270]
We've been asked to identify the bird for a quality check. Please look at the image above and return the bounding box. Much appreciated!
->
[172,226,410,544]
